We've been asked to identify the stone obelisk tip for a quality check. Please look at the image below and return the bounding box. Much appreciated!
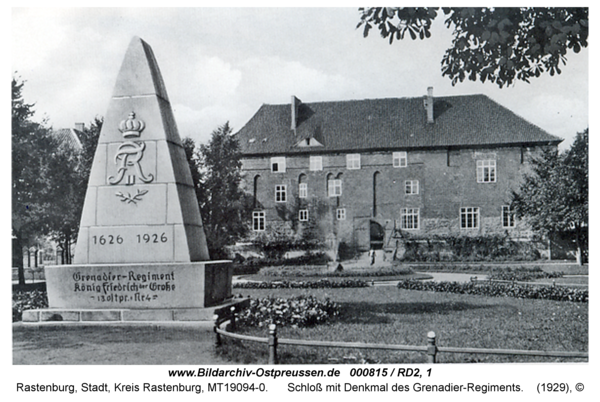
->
[111,36,169,100]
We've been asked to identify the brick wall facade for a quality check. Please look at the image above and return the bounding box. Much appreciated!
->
[241,144,553,251]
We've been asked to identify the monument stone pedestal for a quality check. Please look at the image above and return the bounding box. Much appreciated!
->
[24,37,246,324]
[23,261,238,323]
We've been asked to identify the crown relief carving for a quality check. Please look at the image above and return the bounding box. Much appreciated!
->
[119,111,145,138]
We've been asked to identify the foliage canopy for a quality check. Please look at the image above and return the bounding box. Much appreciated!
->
[357,7,588,88]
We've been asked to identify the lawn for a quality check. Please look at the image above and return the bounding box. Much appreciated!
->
[13,262,588,365]
[221,286,588,364]
[237,261,588,284]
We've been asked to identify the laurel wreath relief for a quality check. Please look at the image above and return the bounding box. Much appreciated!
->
[115,189,148,205]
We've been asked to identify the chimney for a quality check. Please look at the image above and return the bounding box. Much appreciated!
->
[291,96,301,131]
[424,87,434,124]
[74,122,85,132]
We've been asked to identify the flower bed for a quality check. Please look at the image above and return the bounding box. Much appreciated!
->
[487,269,564,282]
[13,290,48,322]
[236,296,340,328]
[397,280,587,303]
[233,279,370,289]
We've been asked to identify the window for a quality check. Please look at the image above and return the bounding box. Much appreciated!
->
[328,179,342,197]
[401,208,419,230]
[271,157,286,173]
[275,185,287,202]
[393,151,407,167]
[346,154,361,170]
[299,209,309,221]
[309,156,322,171]
[337,208,346,220]
[405,180,419,195]
[460,207,479,229]
[502,206,516,228]
[299,183,307,198]
[477,160,496,183]
[252,211,265,231]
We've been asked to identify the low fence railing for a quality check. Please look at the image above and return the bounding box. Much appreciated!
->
[214,306,588,364]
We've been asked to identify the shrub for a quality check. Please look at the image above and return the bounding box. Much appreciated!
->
[487,268,564,282]
[282,252,331,266]
[235,252,331,272]
[13,290,48,322]
[250,228,326,260]
[396,280,587,303]
[338,241,359,261]
[236,296,340,328]
[401,234,542,262]
[258,265,414,278]
[232,263,262,276]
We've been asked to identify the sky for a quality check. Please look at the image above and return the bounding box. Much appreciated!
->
[12,7,589,150]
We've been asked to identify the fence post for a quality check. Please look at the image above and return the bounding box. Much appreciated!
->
[426,331,437,363]
[213,314,222,347]
[229,306,236,332]
[268,324,278,365]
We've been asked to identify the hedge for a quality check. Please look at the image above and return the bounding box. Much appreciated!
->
[397,280,587,303]
[233,279,370,289]
[401,234,542,262]
[258,265,414,278]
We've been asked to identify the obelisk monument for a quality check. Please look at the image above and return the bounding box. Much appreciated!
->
[75,36,210,265]
[26,37,235,322]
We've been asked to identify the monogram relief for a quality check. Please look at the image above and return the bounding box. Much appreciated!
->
[108,112,154,203]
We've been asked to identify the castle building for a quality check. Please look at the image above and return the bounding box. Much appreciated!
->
[236,88,562,252]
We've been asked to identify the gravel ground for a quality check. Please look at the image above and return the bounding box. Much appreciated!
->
[13,322,234,365]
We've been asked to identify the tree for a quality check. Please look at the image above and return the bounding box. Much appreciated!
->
[12,76,55,284]
[182,136,204,206]
[511,129,588,264]
[13,76,103,276]
[357,7,588,88]
[43,118,102,263]
[184,123,250,259]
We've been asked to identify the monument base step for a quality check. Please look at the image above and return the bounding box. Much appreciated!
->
[22,298,250,324]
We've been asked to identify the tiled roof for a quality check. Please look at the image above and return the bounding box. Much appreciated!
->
[236,94,562,156]
[52,128,83,151]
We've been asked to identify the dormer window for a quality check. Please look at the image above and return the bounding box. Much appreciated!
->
[295,137,324,148]
[271,157,286,173]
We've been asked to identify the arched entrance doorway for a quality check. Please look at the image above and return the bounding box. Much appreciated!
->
[370,220,385,250]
